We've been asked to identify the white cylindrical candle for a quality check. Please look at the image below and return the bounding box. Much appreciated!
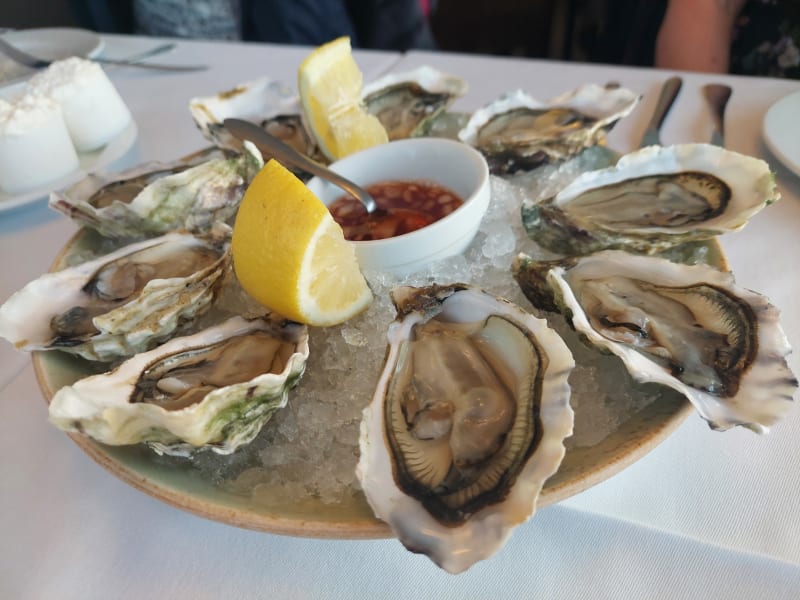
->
[28,57,132,153]
[0,95,80,195]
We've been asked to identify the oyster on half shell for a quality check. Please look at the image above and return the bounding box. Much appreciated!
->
[189,77,326,164]
[459,84,639,174]
[362,66,467,140]
[521,144,779,256]
[0,231,229,362]
[513,251,797,432]
[357,284,574,573]
[50,143,263,239]
[49,315,309,457]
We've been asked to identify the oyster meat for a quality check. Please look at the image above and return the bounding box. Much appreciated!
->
[189,77,326,164]
[49,315,309,456]
[357,284,574,573]
[362,66,467,140]
[521,144,779,256]
[459,84,639,174]
[513,251,797,432]
[0,231,229,361]
[50,143,263,239]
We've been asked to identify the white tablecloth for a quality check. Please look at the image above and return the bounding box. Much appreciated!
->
[2,35,800,599]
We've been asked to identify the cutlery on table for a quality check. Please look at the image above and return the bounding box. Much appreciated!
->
[639,76,683,148]
[702,84,732,147]
[98,42,177,64]
[0,37,206,72]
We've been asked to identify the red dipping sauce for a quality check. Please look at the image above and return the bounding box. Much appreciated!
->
[328,180,464,241]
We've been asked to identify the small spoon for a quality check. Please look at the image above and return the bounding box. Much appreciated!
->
[639,76,683,148]
[223,118,377,214]
[702,84,732,147]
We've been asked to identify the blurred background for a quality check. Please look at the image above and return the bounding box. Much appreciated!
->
[1,0,79,30]
[0,0,667,67]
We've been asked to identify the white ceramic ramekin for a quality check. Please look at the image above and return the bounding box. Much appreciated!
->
[307,138,490,275]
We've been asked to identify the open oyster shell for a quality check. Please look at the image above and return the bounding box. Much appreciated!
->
[50,143,263,239]
[49,315,309,457]
[513,251,797,433]
[0,231,229,362]
[459,84,639,174]
[189,77,326,164]
[357,284,574,573]
[362,66,467,140]
[521,144,779,256]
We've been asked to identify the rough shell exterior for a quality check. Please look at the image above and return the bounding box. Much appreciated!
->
[0,232,230,362]
[357,284,574,573]
[521,144,779,255]
[458,84,640,173]
[513,251,797,432]
[48,316,309,456]
[361,65,468,139]
[50,144,262,239]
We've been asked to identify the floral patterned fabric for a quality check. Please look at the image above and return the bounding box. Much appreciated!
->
[731,0,800,78]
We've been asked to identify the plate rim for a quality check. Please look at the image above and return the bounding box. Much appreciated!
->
[763,89,800,177]
[0,119,138,213]
[30,228,724,539]
[0,27,103,88]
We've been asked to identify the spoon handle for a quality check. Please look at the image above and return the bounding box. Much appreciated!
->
[640,76,683,147]
[703,84,732,147]
[223,118,377,213]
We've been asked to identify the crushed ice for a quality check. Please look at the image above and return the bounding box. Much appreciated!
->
[187,150,671,506]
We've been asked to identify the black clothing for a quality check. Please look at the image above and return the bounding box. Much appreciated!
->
[69,0,433,51]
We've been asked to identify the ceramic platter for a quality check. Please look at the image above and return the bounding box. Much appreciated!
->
[31,225,724,539]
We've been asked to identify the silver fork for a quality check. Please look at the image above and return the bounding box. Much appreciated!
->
[0,37,206,72]
[702,84,732,147]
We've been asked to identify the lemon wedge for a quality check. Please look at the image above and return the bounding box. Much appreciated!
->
[231,159,372,326]
[298,36,388,161]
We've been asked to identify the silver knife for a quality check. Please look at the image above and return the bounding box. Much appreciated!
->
[639,76,683,148]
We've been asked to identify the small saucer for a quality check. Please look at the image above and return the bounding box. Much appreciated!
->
[763,90,800,177]
[0,120,138,213]
[0,28,103,88]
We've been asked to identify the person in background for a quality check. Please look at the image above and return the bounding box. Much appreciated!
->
[656,0,800,78]
[133,0,241,40]
[69,0,435,51]
[243,0,435,50]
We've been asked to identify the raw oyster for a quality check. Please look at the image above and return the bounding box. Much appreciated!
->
[513,251,797,432]
[0,231,229,361]
[49,315,309,457]
[60,146,225,210]
[521,144,779,256]
[459,84,639,174]
[362,66,467,140]
[357,284,574,573]
[50,143,263,239]
[189,77,326,163]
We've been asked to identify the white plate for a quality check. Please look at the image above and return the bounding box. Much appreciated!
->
[0,119,138,213]
[0,28,103,87]
[763,89,800,177]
